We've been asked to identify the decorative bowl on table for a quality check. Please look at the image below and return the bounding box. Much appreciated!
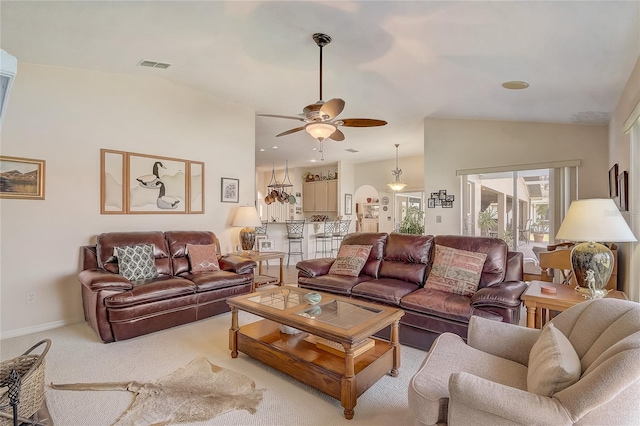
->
[279,324,302,335]
[304,292,322,305]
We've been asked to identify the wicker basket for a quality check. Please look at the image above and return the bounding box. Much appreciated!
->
[0,339,50,425]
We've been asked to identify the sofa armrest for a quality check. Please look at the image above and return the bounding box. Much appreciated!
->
[296,258,335,277]
[219,255,256,274]
[467,316,540,366]
[78,269,133,291]
[471,280,527,309]
[448,372,572,425]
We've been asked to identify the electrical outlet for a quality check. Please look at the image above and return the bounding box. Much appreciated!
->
[26,291,36,304]
[436,215,442,223]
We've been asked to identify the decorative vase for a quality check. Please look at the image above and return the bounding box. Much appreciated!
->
[303,292,322,305]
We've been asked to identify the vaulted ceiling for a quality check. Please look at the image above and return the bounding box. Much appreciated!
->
[1,1,638,170]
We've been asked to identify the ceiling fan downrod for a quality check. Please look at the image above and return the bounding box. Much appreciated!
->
[313,33,332,102]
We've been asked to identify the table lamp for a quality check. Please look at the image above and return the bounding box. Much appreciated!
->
[233,206,262,251]
[555,198,636,298]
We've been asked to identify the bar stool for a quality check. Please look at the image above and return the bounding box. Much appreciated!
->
[332,219,351,255]
[285,220,305,266]
[254,220,269,265]
[315,219,337,258]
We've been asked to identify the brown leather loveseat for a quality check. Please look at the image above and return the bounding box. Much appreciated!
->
[297,233,527,351]
[79,230,256,343]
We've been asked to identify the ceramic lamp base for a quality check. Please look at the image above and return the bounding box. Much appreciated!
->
[570,241,614,299]
[239,227,256,251]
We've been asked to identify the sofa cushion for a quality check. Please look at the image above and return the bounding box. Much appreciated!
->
[400,288,502,323]
[298,274,373,296]
[528,322,581,396]
[340,233,388,278]
[165,231,220,275]
[186,243,220,272]
[113,244,159,281]
[434,235,508,289]
[424,245,487,297]
[378,233,434,286]
[182,270,252,292]
[105,276,196,308]
[351,278,418,305]
[97,231,172,276]
[329,245,373,277]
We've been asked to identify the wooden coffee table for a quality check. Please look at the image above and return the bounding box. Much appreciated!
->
[227,287,404,419]
[522,280,628,328]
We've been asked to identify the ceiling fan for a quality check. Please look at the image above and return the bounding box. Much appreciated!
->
[258,33,387,148]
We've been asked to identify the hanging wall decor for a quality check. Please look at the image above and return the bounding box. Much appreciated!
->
[0,155,46,200]
[100,149,204,214]
[428,190,454,208]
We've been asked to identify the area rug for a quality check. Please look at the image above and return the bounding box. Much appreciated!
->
[50,357,264,426]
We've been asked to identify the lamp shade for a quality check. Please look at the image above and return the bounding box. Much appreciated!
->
[305,122,336,140]
[555,198,637,243]
[232,206,262,228]
[387,181,407,191]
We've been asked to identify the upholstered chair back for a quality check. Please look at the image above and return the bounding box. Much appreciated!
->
[550,299,640,424]
[340,232,388,278]
[433,235,508,289]
[379,233,434,286]
[96,231,172,276]
[164,231,220,275]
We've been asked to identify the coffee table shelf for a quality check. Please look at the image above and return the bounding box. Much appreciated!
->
[237,319,394,401]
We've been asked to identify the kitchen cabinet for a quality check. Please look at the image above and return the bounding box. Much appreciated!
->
[303,180,338,212]
[362,218,379,232]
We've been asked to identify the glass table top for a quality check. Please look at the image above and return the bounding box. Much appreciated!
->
[246,288,307,310]
[296,300,382,329]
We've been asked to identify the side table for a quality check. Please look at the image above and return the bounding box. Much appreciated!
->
[521,281,627,328]
[234,251,286,291]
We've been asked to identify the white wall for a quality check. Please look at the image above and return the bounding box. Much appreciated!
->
[609,55,640,300]
[0,63,256,337]
[423,118,609,235]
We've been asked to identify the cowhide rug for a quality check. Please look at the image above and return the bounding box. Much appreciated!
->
[50,357,265,426]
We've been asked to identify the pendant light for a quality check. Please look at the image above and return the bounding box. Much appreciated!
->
[387,144,407,191]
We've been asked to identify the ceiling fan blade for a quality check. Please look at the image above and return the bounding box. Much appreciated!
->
[276,126,306,137]
[340,118,388,127]
[329,129,345,141]
[320,98,345,120]
[257,114,306,122]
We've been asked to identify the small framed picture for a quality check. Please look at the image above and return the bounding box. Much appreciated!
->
[442,201,453,208]
[345,193,353,215]
[221,177,239,203]
[258,239,275,252]
[609,164,619,198]
[430,192,439,198]
[428,198,436,208]
[435,198,442,206]
[438,190,447,200]
[618,170,628,212]
[445,194,455,202]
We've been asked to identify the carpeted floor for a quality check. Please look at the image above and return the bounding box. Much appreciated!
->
[1,310,427,425]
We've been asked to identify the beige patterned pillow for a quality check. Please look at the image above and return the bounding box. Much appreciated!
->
[424,244,487,297]
[329,245,373,277]
[187,243,220,273]
[114,244,158,281]
[528,322,581,396]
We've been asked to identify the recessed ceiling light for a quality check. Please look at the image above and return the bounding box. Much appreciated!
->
[271,146,278,149]
[501,81,529,90]
[259,148,265,152]
[310,159,317,163]
[312,148,317,151]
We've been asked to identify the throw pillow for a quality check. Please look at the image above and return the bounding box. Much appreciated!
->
[113,244,158,281]
[527,322,581,397]
[186,243,220,273]
[424,245,487,297]
[329,245,373,277]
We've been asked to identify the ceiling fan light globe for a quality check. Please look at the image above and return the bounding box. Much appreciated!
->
[305,122,336,140]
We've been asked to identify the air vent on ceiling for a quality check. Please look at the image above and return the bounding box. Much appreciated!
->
[138,60,171,69]
[345,148,359,153]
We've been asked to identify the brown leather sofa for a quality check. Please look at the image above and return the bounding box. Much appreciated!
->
[296,233,527,351]
[79,230,256,343]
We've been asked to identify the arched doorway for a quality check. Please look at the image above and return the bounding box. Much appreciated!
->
[354,185,380,232]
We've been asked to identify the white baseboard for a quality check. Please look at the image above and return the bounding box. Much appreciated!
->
[0,315,85,340]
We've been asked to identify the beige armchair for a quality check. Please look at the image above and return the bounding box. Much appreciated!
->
[408,298,640,425]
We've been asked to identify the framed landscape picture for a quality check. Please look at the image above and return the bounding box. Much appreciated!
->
[221,177,239,203]
[0,155,46,200]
